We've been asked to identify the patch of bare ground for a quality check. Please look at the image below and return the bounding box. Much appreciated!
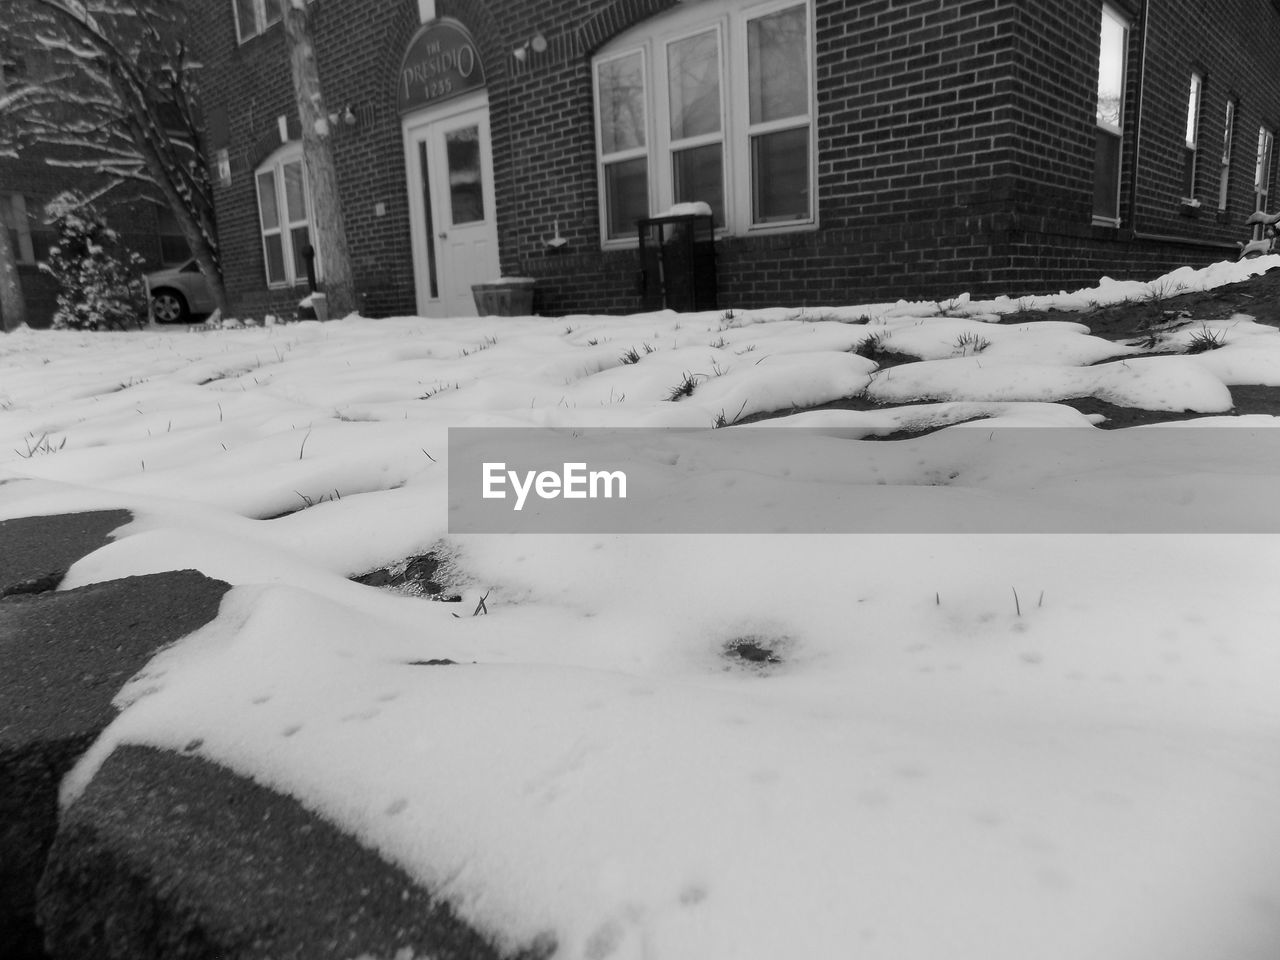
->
[998,262,1280,339]
[737,264,1280,434]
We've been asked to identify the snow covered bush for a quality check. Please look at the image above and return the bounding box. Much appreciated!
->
[40,193,147,331]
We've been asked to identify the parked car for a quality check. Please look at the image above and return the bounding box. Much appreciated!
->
[145,259,216,323]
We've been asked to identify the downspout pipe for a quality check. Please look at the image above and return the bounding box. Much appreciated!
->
[1125,0,1240,251]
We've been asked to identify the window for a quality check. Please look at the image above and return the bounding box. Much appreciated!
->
[233,0,282,44]
[1182,72,1202,201]
[214,148,232,188]
[596,50,650,240]
[254,145,317,287]
[669,27,725,227]
[1219,99,1236,211]
[593,0,814,245]
[1093,4,1129,224]
[1257,126,1275,212]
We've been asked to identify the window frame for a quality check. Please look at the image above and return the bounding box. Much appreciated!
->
[740,1,814,227]
[214,148,232,188]
[592,0,816,249]
[1257,125,1275,213]
[1218,98,1236,212]
[1092,2,1129,227]
[1182,72,1203,203]
[660,22,728,229]
[594,47,653,243]
[233,0,283,45]
[254,144,318,289]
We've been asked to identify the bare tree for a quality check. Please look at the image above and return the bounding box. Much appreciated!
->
[276,0,356,318]
[0,0,228,315]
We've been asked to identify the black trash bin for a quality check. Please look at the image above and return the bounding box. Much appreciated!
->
[637,212,717,312]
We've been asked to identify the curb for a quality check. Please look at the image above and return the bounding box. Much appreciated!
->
[38,745,518,960]
[0,511,546,960]
[0,552,230,958]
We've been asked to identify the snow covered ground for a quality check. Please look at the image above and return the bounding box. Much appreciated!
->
[3,258,1280,960]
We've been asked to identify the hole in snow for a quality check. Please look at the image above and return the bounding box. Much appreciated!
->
[721,632,792,673]
[352,549,464,601]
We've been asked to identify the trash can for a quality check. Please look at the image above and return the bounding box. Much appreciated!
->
[637,213,717,312]
[471,277,536,316]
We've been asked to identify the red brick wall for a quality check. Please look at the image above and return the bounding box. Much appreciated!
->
[998,0,1280,293]
[185,3,306,320]
[188,0,1280,318]
[1130,0,1280,235]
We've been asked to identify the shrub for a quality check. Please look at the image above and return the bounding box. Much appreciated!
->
[41,193,147,331]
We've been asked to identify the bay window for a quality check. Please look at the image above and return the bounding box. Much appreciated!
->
[593,0,815,245]
[255,145,317,287]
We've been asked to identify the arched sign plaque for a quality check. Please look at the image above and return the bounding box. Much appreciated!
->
[397,19,485,114]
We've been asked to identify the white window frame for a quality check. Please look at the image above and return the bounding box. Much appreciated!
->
[254,144,318,288]
[1257,125,1275,213]
[593,0,816,248]
[1218,98,1235,211]
[233,0,282,44]
[1182,72,1202,202]
[595,47,653,242]
[1093,2,1129,226]
[660,23,727,228]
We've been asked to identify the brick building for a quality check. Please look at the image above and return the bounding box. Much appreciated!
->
[186,0,1280,319]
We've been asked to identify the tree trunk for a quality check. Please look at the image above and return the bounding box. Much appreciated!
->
[0,210,28,332]
[277,0,356,319]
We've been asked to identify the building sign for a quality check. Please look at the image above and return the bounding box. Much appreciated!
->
[397,19,484,114]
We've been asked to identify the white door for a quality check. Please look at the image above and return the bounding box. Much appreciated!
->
[404,95,499,317]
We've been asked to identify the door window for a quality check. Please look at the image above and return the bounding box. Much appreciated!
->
[446,125,485,224]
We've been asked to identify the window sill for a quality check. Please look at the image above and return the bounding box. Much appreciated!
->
[600,219,816,251]
[235,20,281,47]
[742,219,817,239]
[1179,199,1202,217]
